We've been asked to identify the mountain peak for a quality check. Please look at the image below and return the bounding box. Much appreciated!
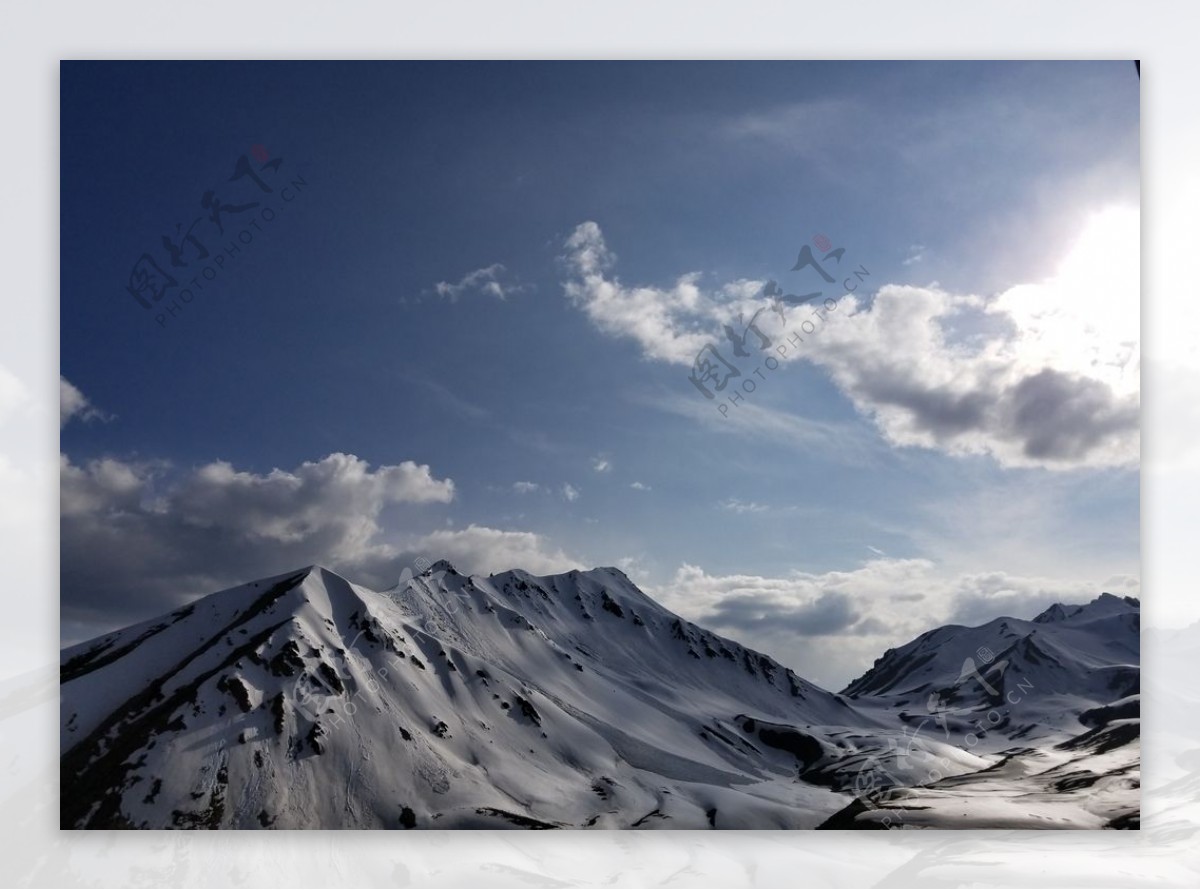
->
[1097,591,1140,607]
[303,563,346,580]
[595,565,631,580]
[1033,602,1080,624]
[1033,592,1139,625]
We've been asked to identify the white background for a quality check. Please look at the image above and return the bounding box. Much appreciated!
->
[2,1,1198,886]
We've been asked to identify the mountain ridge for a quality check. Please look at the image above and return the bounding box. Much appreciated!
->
[60,562,1139,830]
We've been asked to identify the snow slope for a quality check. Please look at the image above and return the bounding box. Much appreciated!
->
[823,593,1140,829]
[819,704,1141,830]
[59,566,1139,829]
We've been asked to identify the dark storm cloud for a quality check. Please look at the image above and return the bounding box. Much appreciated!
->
[1006,368,1139,462]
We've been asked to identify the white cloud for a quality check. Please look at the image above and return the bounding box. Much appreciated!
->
[434,263,524,301]
[630,481,651,491]
[61,377,114,428]
[562,221,761,364]
[561,482,580,502]
[616,555,651,583]
[59,454,150,518]
[407,524,583,577]
[512,481,540,494]
[902,243,926,266]
[592,455,611,473]
[562,210,1139,470]
[800,209,1139,469]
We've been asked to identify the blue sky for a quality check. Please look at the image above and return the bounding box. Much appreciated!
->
[60,61,1140,687]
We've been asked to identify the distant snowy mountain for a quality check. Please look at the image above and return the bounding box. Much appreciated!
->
[59,565,1139,829]
[842,592,1139,746]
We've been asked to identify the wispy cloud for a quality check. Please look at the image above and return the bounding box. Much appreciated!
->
[720,98,860,155]
[642,389,876,465]
[630,481,651,491]
[591,455,611,473]
[404,373,562,455]
[718,498,769,514]
[407,375,491,422]
[561,483,580,502]
[512,481,540,494]
[434,263,525,302]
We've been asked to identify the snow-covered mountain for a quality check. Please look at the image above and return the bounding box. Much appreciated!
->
[59,565,1139,829]
[842,592,1139,746]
